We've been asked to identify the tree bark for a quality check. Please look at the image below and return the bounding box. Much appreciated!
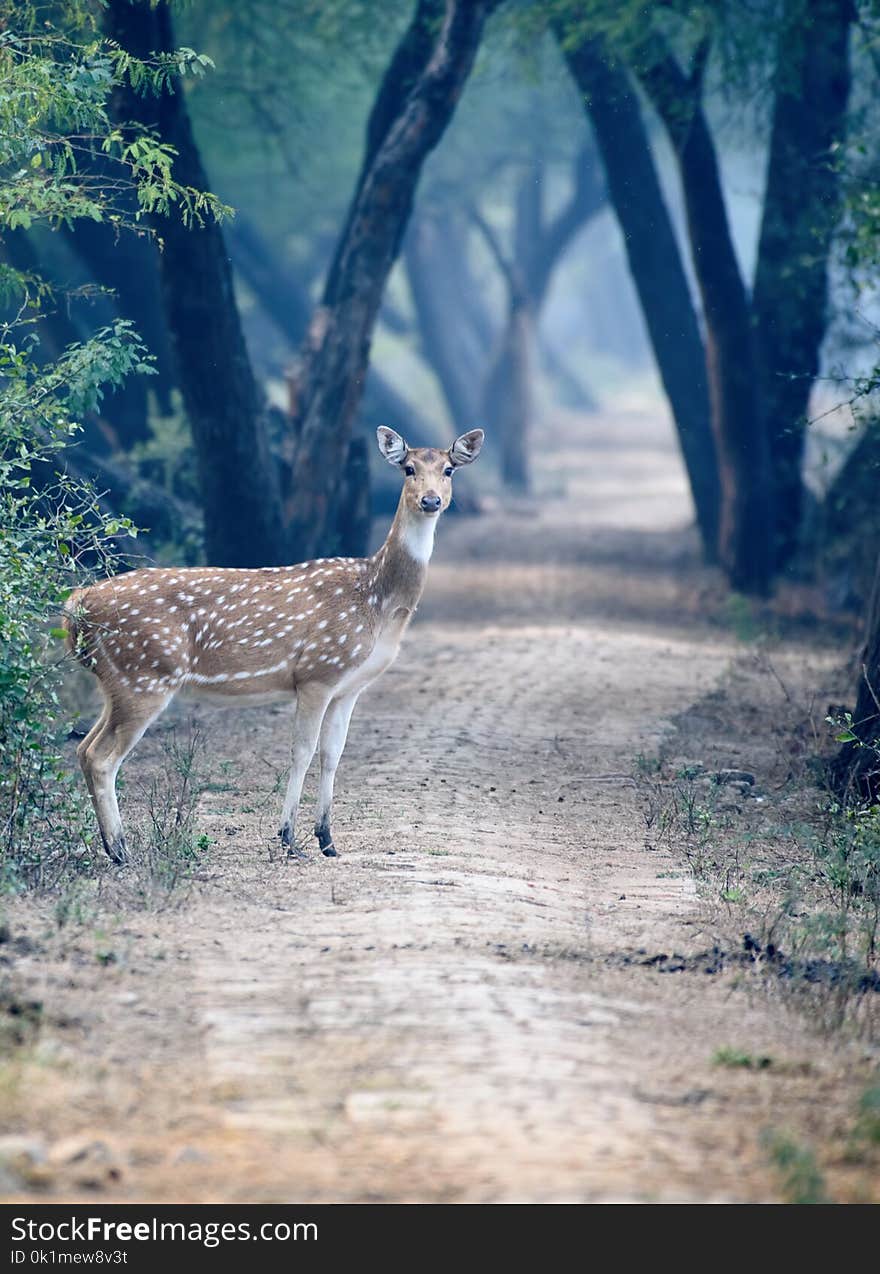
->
[104,0,286,568]
[637,41,773,593]
[286,0,497,562]
[561,35,721,562]
[753,0,852,569]
[229,216,434,447]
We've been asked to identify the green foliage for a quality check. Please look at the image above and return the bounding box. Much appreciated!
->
[176,0,410,269]
[806,796,880,968]
[0,323,144,890]
[723,594,762,645]
[843,1078,880,1162]
[0,3,231,239]
[635,737,880,1033]
[712,1047,772,1070]
[0,1,224,888]
[762,1130,829,1204]
[639,765,733,880]
[131,726,212,901]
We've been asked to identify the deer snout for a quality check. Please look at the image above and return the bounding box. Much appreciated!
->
[420,491,442,513]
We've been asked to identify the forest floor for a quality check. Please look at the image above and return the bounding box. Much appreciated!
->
[2,402,879,1203]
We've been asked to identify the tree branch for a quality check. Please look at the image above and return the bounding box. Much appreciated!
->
[468,205,526,307]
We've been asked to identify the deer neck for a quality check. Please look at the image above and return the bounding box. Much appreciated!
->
[370,496,438,616]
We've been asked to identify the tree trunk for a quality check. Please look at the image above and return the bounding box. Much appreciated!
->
[484,300,533,492]
[516,145,606,312]
[561,35,721,562]
[104,0,286,569]
[470,208,535,493]
[753,0,852,570]
[638,45,773,594]
[286,0,497,562]
[471,143,605,494]
[64,218,176,431]
[510,145,605,420]
[810,423,880,613]
[229,216,434,448]
[404,212,483,431]
[831,552,880,802]
[335,439,372,558]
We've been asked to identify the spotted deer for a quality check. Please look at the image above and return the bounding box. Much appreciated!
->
[64,427,484,864]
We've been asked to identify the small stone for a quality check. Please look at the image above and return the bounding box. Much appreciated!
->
[49,1136,123,1189]
[172,1145,210,1165]
[716,769,756,786]
[0,1135,50,1187]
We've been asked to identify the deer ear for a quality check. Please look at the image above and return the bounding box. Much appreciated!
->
[376,426,408,467]
[449,429,484,467]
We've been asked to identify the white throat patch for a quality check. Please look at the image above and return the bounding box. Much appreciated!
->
[401,514,438,566]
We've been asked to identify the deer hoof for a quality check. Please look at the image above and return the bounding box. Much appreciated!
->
[315,822,337,857]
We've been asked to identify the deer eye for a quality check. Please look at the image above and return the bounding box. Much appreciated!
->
[404,465,416,477]
[444,466,454,477]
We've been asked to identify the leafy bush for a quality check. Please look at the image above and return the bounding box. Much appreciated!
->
[0,324,145,889]
[0,2,226,888]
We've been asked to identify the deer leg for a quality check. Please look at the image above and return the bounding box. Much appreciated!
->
[278,685,332,856]
[76,698,110,799]
[314,691,360,858]
[81,692,172,864]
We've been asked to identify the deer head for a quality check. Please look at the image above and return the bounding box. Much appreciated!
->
[376,427,484,516]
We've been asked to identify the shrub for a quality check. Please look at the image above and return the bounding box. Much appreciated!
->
[0,325,145,889]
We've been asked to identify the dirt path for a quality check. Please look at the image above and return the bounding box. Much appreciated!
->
[4,404,874,1202]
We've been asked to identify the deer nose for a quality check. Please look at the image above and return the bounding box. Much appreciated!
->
[420,492,441,513]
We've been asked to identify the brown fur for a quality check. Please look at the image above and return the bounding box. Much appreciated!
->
[66,429,484,862]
